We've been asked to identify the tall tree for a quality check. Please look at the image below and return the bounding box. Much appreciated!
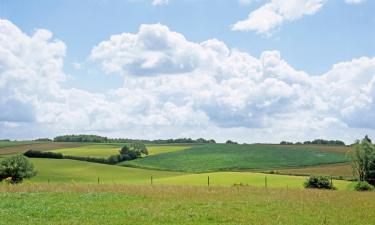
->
[350,137,375,184]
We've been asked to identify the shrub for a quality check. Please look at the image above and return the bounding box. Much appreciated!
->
[0,155,37,184]
[354,181,374,191]
[304,175,336,190]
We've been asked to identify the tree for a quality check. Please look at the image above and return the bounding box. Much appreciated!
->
[350,136,375,185]
[129,142,148,155]
[0,155,37,184]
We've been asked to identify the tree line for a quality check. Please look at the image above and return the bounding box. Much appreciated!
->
[280,139,346,146]
[53,134,216,144]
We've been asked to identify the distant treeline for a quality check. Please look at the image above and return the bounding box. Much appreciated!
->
[280,139,346,146]
[53,134,216,144]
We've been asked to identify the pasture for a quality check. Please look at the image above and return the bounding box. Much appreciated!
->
[0,184,374,225]
[122,144,349,173]
[23,158,352,190]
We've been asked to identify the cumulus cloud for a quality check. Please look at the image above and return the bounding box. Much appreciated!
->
[232,0,325,34]
[2,19,375,142]
[345,0,364,4]
[152,0,169,5]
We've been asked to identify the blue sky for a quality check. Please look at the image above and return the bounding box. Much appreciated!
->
[0,0,375,143]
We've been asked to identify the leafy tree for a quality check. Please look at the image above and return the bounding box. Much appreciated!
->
[226,140,238,144]
[350,136,375,185]
[129,142,149,155]
[0,155,37,184]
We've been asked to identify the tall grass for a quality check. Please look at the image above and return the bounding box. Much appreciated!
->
[0,184,374,225]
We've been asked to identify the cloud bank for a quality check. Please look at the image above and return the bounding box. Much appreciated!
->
[232,0,325,34]
[1,20,375,142]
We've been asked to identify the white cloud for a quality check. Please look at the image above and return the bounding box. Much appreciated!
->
[345,0,364,4]
[152,0,169,5]
[232,0,325,34]
[2,20,375,143]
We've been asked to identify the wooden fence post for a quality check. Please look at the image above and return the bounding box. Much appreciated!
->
[97,177,100,184]
[151,176,153,185]
[265,176,267,188]
[208,176,210,187]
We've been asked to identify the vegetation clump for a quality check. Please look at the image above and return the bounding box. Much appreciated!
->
[0,155,37,184]
[304,175,336,190]
[24,150,63,159]
[354,181,374,191]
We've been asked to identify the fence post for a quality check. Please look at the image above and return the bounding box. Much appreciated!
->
[208,176,210,187]
[151,176,153,185]
[48,179,50,184]
[97,177,100,185]
[265,176,267,188]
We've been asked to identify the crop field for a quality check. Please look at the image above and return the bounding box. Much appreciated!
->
[0,142,85,155]
[49,144,191,158]
[0,184,374,225]
[122,144,348,173]
[51,145,121,158]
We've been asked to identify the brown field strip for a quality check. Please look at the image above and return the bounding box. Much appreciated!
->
[0,143,84,155]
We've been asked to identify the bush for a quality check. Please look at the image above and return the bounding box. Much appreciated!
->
[0,155,37,184]
[354,181,374,191]
[304,175,336,190]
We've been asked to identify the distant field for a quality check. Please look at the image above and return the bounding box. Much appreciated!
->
[49,144,190,158]
[121,144,349,173]
[29,158,183,184]
[0,140,38,148]
[0,142,85,155]
[276,163,354,179]
[25,158,352,190]
[147,145,192,155]
[0,184,373,225]
[51,145,121,158]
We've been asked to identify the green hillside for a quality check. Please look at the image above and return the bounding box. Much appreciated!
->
[121,144,348,173]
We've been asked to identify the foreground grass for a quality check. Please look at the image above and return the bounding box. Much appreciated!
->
[0,184,373,225]
[122,144,348,173]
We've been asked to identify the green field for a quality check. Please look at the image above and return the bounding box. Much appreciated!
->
[51,145,121,158]
[0,140,38,148]
[24,158,352,190]
[49,144,191,158]
[0,184,373,225]
[121,144,348,173]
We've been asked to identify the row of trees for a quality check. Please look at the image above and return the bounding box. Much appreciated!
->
[53,134,216,144]
[280,139,346,146]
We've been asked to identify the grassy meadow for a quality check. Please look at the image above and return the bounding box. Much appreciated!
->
[122,144,349,173]
[0,184,374,225]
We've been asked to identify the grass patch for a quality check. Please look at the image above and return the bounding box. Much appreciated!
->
[51,145,121,158]
[121,144,348,173]
[147,145,192,155]
[24,158,352,190]
[0,184,373,225]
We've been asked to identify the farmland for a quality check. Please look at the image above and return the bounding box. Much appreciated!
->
[50,144,191,158]
[1,184,374,225]
[121,144,349,173]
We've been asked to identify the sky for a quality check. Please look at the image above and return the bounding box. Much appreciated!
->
[0,0,374,143]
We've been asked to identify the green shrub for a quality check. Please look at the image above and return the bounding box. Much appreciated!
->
[354,181,374,191]
[304,175,336,190]
[0,155,37,184]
